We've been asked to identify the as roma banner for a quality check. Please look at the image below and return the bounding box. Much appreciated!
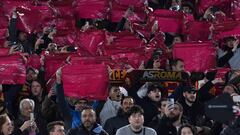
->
[62,63,109,100]
[127,70,189,82]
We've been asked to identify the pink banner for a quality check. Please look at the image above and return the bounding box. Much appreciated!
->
[62,63,108,100]
[197,0,233,15]
[105,31,143,50]
[213,21,240,40]
[0,48,9,56]
[173,42,216,72]
[0,54,26,84]
[75,30,105,56]
[74,0,109,19]
[184,21,211,41]
[16,5,55,33]
[149,9,183,33]
[110,1,146,22]
[27,55,41,70]
[44,53,69,81]
[114,0,144,7]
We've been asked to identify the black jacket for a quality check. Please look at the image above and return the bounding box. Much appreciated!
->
[103,109,129,135]
[67,124,108,135]
[14,115,40,135]
[138,97,159,125]
[0,129,23,135]
[41,95,64,125]
[8,18,37,54]
[154,116,178,135]
[220,117,240,135]
[127,80,158,125]
[177,97,205,126]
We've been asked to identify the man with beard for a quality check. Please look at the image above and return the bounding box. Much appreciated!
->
[67,106,108,135]
[116,105,157,135]
[177,85,205,126]
[104,96,135,135]
[153,102,184,135]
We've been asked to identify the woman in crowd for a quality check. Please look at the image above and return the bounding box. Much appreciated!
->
[178,124,196,135]
[0,114,32,135]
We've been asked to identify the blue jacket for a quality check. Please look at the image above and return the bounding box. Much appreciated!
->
[55,83,81,129]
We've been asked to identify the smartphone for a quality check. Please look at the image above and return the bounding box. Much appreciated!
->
[30,113,34,121]
[233,95,240,103]
[167,98,175,110]
[66,46,78,52]
[29,113,34,126]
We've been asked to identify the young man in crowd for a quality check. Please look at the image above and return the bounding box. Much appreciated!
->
[104,96,135,135]
[116,105,157,135]
[47,121,65,135]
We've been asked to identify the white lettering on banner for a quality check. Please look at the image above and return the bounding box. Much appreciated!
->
[142,71,182,81]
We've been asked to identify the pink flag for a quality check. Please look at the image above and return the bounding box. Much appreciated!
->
[173,42,216,72]
[0,54,26,84]
[62,62,108,100]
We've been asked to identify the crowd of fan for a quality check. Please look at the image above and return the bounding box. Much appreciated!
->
[0,0,240,135]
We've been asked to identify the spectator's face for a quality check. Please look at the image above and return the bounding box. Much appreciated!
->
[180,127,193,135]
[223,85,235,95]
[74,100,88,112]
[124,20,131,30]
[166,104,182,122]
[31,81,42,97]
[172,36,182,45]
[172,61,184,71]
[109,86,122,101]
[1,116,13,135]
[122,98,134,113]
[49,125,65,135]
[128,112,144,129]
[26,70,36,82]
[148,89,161,102]
[160,100,167,114]
[43,27,51,35]
[183,91,197,103]
[18,32,27,42]
[182,6,192,14]
[81,109,96,129]
[226,39,236,48]
[153,59,161,69]
[21,101,34,118]
[172,0,181,6]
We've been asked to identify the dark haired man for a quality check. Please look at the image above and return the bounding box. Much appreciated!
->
[47,121,65,135]
[116,105,157,135]
[67,106,108,135]
[104,96,135,135]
